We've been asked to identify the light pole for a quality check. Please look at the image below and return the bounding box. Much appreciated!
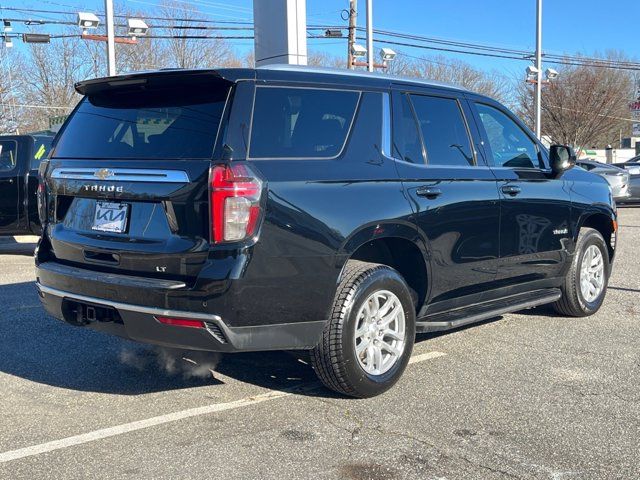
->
[366,0,373,72]
[534,0,542,138]
[105,0,116,76]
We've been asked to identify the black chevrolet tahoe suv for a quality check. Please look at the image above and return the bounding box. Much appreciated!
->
[35,65,617,398]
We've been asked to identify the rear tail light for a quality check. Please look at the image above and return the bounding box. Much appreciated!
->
[156,316,205,328]
[210,163,263,243]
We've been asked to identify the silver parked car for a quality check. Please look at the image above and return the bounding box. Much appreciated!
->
[576,159,631,202]
[613,155,640,203]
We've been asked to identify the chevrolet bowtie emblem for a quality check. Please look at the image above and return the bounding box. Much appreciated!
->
[94,168,115,180]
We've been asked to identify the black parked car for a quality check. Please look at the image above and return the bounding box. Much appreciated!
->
[35,66,617,397]
[0,134,53,235]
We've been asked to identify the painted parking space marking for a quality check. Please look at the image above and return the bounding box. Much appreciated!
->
[409,351,447,364]
[0,351,446,464]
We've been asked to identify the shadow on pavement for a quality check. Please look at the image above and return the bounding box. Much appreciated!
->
[0,236,37,256]
[0,280,325,397]
[2,278,503,398]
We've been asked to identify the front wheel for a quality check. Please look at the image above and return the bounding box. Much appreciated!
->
[553,227,610,317]
[310,261,416,398]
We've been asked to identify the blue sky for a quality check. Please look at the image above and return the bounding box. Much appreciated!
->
[1,0,636,79]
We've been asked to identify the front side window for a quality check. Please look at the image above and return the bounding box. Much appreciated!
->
[475,103,541,169]
[0,140,17,172]
[410,95,474,166]
[249,87,359,159]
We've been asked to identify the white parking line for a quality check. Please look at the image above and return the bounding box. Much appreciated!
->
[0,350,446,464]
[409,351,447,364]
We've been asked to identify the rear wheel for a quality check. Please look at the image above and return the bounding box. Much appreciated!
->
[553,228,609,317]
[310,260,416,398]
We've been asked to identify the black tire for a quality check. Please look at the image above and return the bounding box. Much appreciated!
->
[310,260,416,398]
[553,227,610,317]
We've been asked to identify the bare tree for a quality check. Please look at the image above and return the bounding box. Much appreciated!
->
[159,1,238,69]
[516,54,634,148]
[16,33,88,132]
[307,51,345,69]
[0,50,25,134]
[387,54,510,102]
[4,1,243,133]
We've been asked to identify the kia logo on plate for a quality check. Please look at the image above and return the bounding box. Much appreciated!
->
[94,168,115,180]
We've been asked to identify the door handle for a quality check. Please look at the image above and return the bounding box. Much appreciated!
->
[501,185,521,196]
[416,186,442,199]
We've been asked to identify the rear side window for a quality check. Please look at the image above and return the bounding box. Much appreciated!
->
[54,85,229,159]
[392,94,424,164]
[410,95,474,166]
[0,140,17,172]
[249,87,359,159]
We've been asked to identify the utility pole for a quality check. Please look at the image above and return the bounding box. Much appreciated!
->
[534,0,542,139]
[366,0,373,72]
[346,0,357,69]
[105,0,116,76]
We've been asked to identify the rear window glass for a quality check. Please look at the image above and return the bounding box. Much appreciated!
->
[249,87,360,159]
[54,85,229,159]
[0,140,17,172]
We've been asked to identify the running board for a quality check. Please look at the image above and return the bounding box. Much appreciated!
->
[416,288,562,333]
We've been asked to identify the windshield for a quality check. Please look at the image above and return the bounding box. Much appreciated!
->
[54,84,229,160]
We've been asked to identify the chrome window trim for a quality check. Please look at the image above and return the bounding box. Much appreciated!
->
[50,168,190,183]
[381,92,392,157]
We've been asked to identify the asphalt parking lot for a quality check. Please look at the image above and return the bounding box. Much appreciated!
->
[0,210,639,480]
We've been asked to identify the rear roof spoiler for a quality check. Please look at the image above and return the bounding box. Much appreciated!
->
[75,68,255,96]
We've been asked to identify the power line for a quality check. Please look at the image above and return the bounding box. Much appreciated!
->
[4,5,640,72]
[0,5,254,25]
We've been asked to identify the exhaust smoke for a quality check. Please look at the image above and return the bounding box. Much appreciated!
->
[119,345,222,380]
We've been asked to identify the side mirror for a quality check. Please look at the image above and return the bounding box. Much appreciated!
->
[549,144,576,175]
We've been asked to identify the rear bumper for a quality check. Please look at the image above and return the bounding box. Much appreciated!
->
[35,282,326,353]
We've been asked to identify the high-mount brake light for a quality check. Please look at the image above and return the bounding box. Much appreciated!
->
[210,164,263,243]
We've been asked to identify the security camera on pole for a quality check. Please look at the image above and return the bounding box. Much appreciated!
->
[78,5,147,76]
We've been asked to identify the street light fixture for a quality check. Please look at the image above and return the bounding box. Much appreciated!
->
[351,43,367,58]
[545,68,559,80]
[127,18,149,38]
[379,48,396,62]
[77,12,100,34]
